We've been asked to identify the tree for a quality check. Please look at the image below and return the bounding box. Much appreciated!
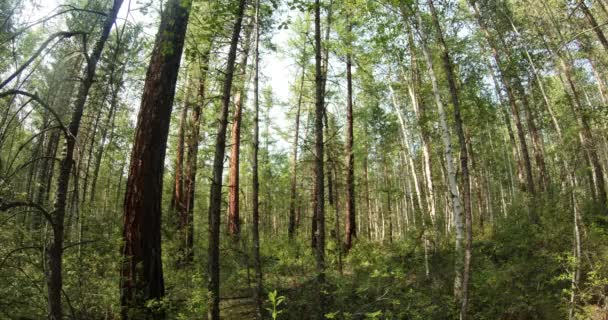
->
[343,13,356,252]
[120,0,191,317]
[43,1,124,318]
[228,20,254,240]
[251,1,263,316]
[313,0,326,280]
[207,0,247,318]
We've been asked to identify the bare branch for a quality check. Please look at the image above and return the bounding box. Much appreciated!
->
[0,90,68,136]
[0,246,42,270]
[0,32,85,90]
[0,200,53,224]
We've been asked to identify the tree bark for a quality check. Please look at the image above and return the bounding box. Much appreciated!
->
[181,43,212,267]
[288,65,305,239]
[171,76,189,215]
[228,23,253,240]
[120,0,190,317]
[344,21,356,251]
[313,0,326,318]
[47,1,123,318]
[467,0,535,196]
[207,0,247,318]
[412,1,471,317]
[579,0,608,52]
[252,0,263,316]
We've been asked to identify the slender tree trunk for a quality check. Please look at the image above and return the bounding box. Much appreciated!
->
[506,16,563,139]
[344,23,356,251]
[228,24,253,240]
[47,1,123,318]
[89,65,124,203]
[182,43,212,266]
[288,66,305,239]
[539,0,607,210]
[467,1,534,196]
[171,77,189,214]
[405,28,436,225]
[313,0,326,317]
[579,0,608,52]
[207,1,247,318]
[363,139,372,240]
[412,1,470,317]
[252,0,263,316]
[120,0,189,317]
[426,2,472,317]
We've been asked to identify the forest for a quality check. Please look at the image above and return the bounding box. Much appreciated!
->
[1,0,608,319]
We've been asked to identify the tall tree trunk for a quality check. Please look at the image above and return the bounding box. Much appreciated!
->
[411,1,470,317]
[426,2,472,316]
[228,24,254,239]
[288,65,305,239]
[171,77,189,215]
[311,0,333,251]
[47,1,123,318]
[314,0,326,317]
[89,30,128,204]
[252,0,263,316]
[539,0,608,210]
[207,0,247,318]
[467,0,535,196]
[363,137,372,240]
[182,43,212,266]
[120,0,190,317]
[344,21,356,251]
[506,16,563,139]
[174,77,191,267]
[405,27,437,226]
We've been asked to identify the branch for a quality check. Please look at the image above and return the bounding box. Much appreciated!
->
[0,90,68,136]
[3,7,105,45]
[0,32,85,90]
[62,239,98,250]
[0,200,53,224]
[0,246,41,270]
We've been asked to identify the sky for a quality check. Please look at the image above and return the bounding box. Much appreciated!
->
[25,0,296,151]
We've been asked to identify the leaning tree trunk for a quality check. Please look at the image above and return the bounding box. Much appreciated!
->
[207,0,247,318]
[538,1,608,210]
[47,1,123,318]
[467,0,537,207]
[579,0,608,52]
[120,0,190,317]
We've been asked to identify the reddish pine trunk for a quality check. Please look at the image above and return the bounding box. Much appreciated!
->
[228,25,253,239]
[120,0,190,317]
[172,79,189,215]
